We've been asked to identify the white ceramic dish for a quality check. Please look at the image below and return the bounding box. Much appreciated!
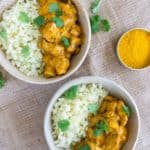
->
[0,0,91,84]
[117,28,150,70]
[44,76,140,150]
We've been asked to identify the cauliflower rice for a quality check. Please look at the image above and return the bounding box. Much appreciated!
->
[0,0,43,76]
[51,83,108,149]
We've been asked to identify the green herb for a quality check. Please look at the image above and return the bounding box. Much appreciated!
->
[122,105,130,117]
[52,17,64,27]
[0,27,7,41]
[101,19,110,32]
[34,16,45,27]
[55,10,63,17]
[18,11,30,23]
[64,85,78,100]
[93,120,109,136]
[78,144,91,150]
[22,45,30,58]
[0,72,5,89]
[90,15,101,33]
[58,119,70,132]
[91,0,101,14]
[48,3,59,13]
[88,103,99,114]
[61,36,70,48]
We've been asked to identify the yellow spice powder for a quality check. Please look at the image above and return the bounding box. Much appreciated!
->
[118,29,150,69]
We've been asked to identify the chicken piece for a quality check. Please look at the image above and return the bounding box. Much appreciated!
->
[39,39,53,54]
[60,3,77,17]
[67,37,81,53]
[71,24,82,37]
[88,142,103,150]
[117,100,128,126]
[44,65,56,77]
[40,22,61,43]
[53,56,70,75]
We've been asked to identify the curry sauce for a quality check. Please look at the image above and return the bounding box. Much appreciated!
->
[38,0,83,77]
[73,96,129,150]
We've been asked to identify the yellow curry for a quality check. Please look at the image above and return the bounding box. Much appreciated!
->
[73,96,129,150]
[38,0,83,77]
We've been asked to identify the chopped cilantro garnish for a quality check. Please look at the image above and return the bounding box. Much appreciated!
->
[64,85,78,100]
[88,103,99,114]
[122,105,130,117]
[22,45,30,58]
[0,27,7,41]
[52,17,64,27]
[101,19,110,32]
[78,144,91,150]
[34,16,45,27]
[55,10,63,17]
[90,15,101,33]
[93,120,109,136]
[91,0,101,14]
[61,36,70,48]
[48,3,59,13]
[48,3,63,17]
[0,72,5,89]
[58,119,70,132]
[18,11,30,23]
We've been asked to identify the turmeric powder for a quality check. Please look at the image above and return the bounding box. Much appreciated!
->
[118,29,150,69]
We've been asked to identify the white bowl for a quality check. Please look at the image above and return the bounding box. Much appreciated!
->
[0,0,91,84]
[44,76,140,150]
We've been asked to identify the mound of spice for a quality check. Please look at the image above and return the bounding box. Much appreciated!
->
[118,29,150,69]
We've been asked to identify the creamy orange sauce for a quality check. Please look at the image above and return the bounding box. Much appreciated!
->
[73,96,129,150]
[38,0,83,77]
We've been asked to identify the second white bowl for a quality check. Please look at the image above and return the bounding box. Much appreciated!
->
[44,76,140,150]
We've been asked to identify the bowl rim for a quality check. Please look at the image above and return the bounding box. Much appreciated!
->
[116,27,150,71]
[0,0,91,85]
[44,76,140,150]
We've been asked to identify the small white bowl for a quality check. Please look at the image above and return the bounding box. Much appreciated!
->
[117,28,150,70]
[44,76,140,150]
[0,0,91,84]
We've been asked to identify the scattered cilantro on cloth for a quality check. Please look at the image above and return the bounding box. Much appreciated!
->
[0,72,5,89]
[91,0,101,14]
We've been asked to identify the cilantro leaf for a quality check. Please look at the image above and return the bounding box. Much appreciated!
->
[93,120,109,136]
[88,103,99,114]
[0,27,7,41]
[22,45,30,58]
[34,16,45,27]
[90,15,101,33]
[55,10,63,17]
[64,85,78,100]
[122,105,130,117]
[101,19,110,32]
[61,36,70,48]
[18,11,30,23]
[91,0,101,14]
[93,128,103,136]
[48,3,59,13]
[52,17,64,27]
[0,72,5,89]
[58,119,70,132]
[78,144,91,150]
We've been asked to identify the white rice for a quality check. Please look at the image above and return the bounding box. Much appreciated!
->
[0,0,43,76]
[51,83,108,149]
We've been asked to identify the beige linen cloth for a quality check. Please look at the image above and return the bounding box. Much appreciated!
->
[0,0,150,150]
